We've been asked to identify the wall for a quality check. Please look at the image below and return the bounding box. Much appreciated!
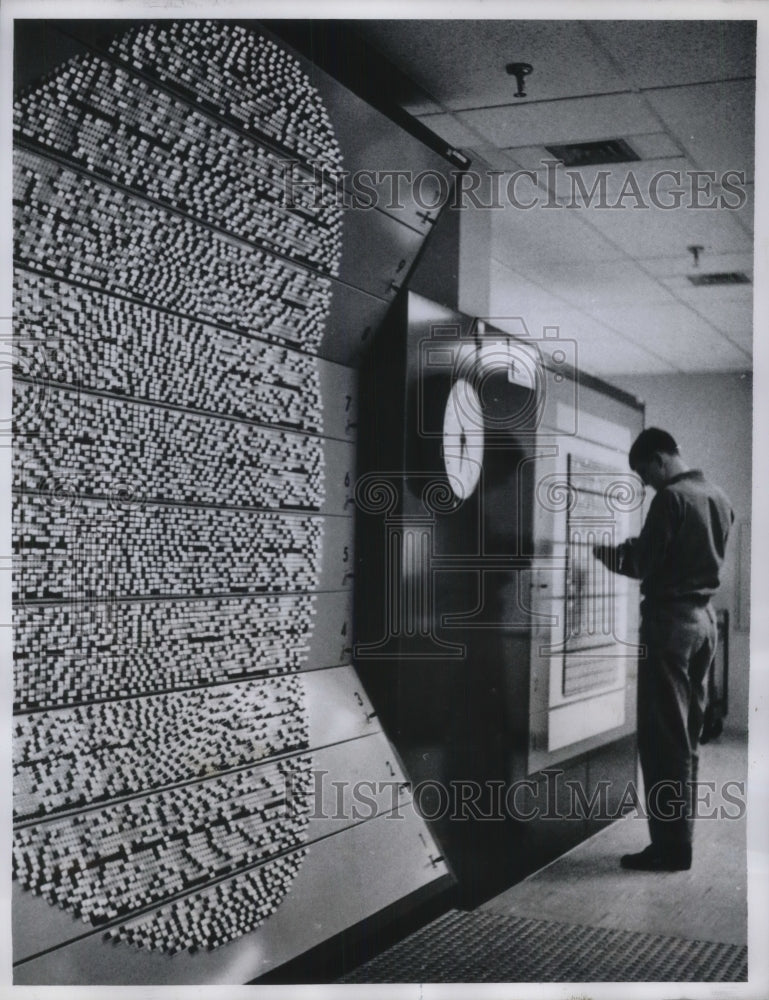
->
[612,371,752,734]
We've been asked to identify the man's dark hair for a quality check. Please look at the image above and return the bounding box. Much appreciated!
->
[628,427,679,471]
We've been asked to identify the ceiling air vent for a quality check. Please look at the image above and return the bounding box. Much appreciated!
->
[687,272,751,287]
[544,137,641,167]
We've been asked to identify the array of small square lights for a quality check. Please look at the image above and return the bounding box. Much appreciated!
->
[14,150,333,351]
[14,675,308,821]
[14,594,316,712]
[14,55,343,274]
[13,756,314,928]
[109,22,342,173]
[14,384,325,512]
[14,497,323,602]
[13,273,323,433]
[107,851,309,954]
[13,17,354,957]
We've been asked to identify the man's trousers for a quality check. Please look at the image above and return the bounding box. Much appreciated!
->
[638,599,718,851]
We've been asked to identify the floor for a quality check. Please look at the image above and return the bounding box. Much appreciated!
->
[482,732,748,947]
[338,732,748,983]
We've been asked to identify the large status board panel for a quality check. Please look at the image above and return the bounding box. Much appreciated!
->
[526,404,645,772]
[12,19,454,983]
[354,291,644,902]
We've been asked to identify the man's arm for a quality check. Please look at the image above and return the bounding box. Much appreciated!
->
[593,540,632,576]
[593,489,680,580]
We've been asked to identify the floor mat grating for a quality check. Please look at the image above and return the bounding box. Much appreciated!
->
[338,909,747,982]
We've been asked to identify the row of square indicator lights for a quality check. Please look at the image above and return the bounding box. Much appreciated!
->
[14,154,333,340]
[15,401,326,510]
[107,851,308,954]
[11,600,316,708]
[15,66,343,272]
[13,704,308,819]
[111,25,340,166]
[13,761,313,921]
[11,279,325,427]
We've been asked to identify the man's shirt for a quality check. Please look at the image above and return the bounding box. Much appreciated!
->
[613,470,734,603]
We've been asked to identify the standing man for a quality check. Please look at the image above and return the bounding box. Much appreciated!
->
[593,428,734,871]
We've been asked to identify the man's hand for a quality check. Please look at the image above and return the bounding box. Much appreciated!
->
[593,543,616,570]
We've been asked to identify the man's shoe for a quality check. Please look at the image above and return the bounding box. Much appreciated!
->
[620,844,692,871]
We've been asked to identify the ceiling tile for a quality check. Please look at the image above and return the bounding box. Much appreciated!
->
[570,338,674,377]
[628,132,686,160]
[354,20,627,112]
[361,19,755,377]
[416,111,492,150]
[585,20,756,89]
[499,301,615,347]
[644,80,755,183]
[588,301,707,339]
[488,260,575,329]
[679,348,752,372]
[655,334,751,371]
[577,195,752,259]
[673,285,754,312]
[465,146,529,172]
[489,258,749,377]
[706,320,752,354]
[493,156,751,220]
[537,260,676,310]
[739,183,754,234]
[669,294,754,349]
[661,275,754,301]
[505,132,683,170]
[535,157,696,209]
[490,202,622,267]
[640,251,754,278]
[487,262,674,375]
[588,301,751,370]
[449,92,661,150]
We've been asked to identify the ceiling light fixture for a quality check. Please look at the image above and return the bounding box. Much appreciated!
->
[544,138,640,167]
[687,272,751,287]
[506,62,533,98]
